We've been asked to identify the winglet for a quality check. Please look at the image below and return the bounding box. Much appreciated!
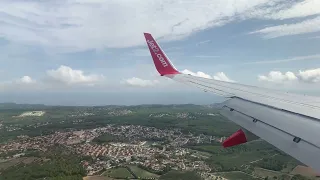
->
[144,33,180,76]
[222,129,248,148]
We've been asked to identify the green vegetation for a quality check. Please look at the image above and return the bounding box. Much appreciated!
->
[254,167,291,180]
[255,158,285,171]
[93,133,116,143]
[254,153,301,171]
[128,165,159,179]
[0,104,237,143]
[136,164,171,175]
[0,146,86,180]
[217,172,259,180]
[159,170,202,180]
[0,103,306,180]
[192,143,274,171]
[0,157,39,170]
[290,174,316,180]
[102,167,133,179]
[184,139,300,174]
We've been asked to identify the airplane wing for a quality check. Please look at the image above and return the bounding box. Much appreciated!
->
[143,32,320,172]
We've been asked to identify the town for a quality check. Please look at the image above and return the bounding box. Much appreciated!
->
[0,124,225,176]
[0,104,314,180]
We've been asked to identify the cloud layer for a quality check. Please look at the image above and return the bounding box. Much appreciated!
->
[250,16,320,39]
[245,54,320,64]
[258,68,320,83]
[1,0,320,51]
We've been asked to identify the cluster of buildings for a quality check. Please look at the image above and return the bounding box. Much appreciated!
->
[149,112,195,119]
[108,109,133,116]
[0,124,225,176]
[18,111,46,117]
[1,124,22,132]
[74,142,156,159]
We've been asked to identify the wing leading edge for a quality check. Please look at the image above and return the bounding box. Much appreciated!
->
[143,32,320,172]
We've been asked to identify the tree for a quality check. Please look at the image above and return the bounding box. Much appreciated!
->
[131,156,137,161]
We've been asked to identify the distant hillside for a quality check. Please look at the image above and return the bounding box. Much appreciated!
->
[0,103,47,110]
[0,102,219,110]
[204,103,225,108]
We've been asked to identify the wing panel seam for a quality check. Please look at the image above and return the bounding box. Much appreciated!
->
[183,75,320,110]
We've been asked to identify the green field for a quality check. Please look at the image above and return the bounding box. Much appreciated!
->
[102,167,133,179]
[84,176,115,180]
[159,170,202,180]
[210,151,271,167]
[0,157,38,170]
[128,165,159,179]
[254,167,291,179]
[190,150,211,159]
[217,171,259,180]
[0,103,241,143]
[187,140,290,173]
[0,103,302,180]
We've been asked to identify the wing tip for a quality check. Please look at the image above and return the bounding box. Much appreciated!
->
[222,129,248,148]
[143,32,180,76]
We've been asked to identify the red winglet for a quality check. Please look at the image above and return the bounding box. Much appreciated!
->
[144,33,180,76]
[222,129,247,148]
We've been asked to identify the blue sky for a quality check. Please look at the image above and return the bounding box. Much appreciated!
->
[0,0,320,105]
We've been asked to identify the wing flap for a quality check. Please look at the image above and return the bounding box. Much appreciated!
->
[220,103,320,172]
[223,97,320,149]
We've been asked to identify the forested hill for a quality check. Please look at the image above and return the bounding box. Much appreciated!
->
[0,103,47,110]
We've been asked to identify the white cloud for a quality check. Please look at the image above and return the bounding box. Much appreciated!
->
[46,65,104,85]
[258,71,297,83]
[306,36,320,40]
[250,16,320,38]
[267,0,320,20]
[298,68,320,83]
[124,77,159,87]
[0,75,37,92]
[213,72,235,82]
[182,69,212,79]
[3,0,320,51]
[242,0,320,20]
[181,69,234,82]
[258,68,320,84]
[245,54,320,64]
[17,76,36,84]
